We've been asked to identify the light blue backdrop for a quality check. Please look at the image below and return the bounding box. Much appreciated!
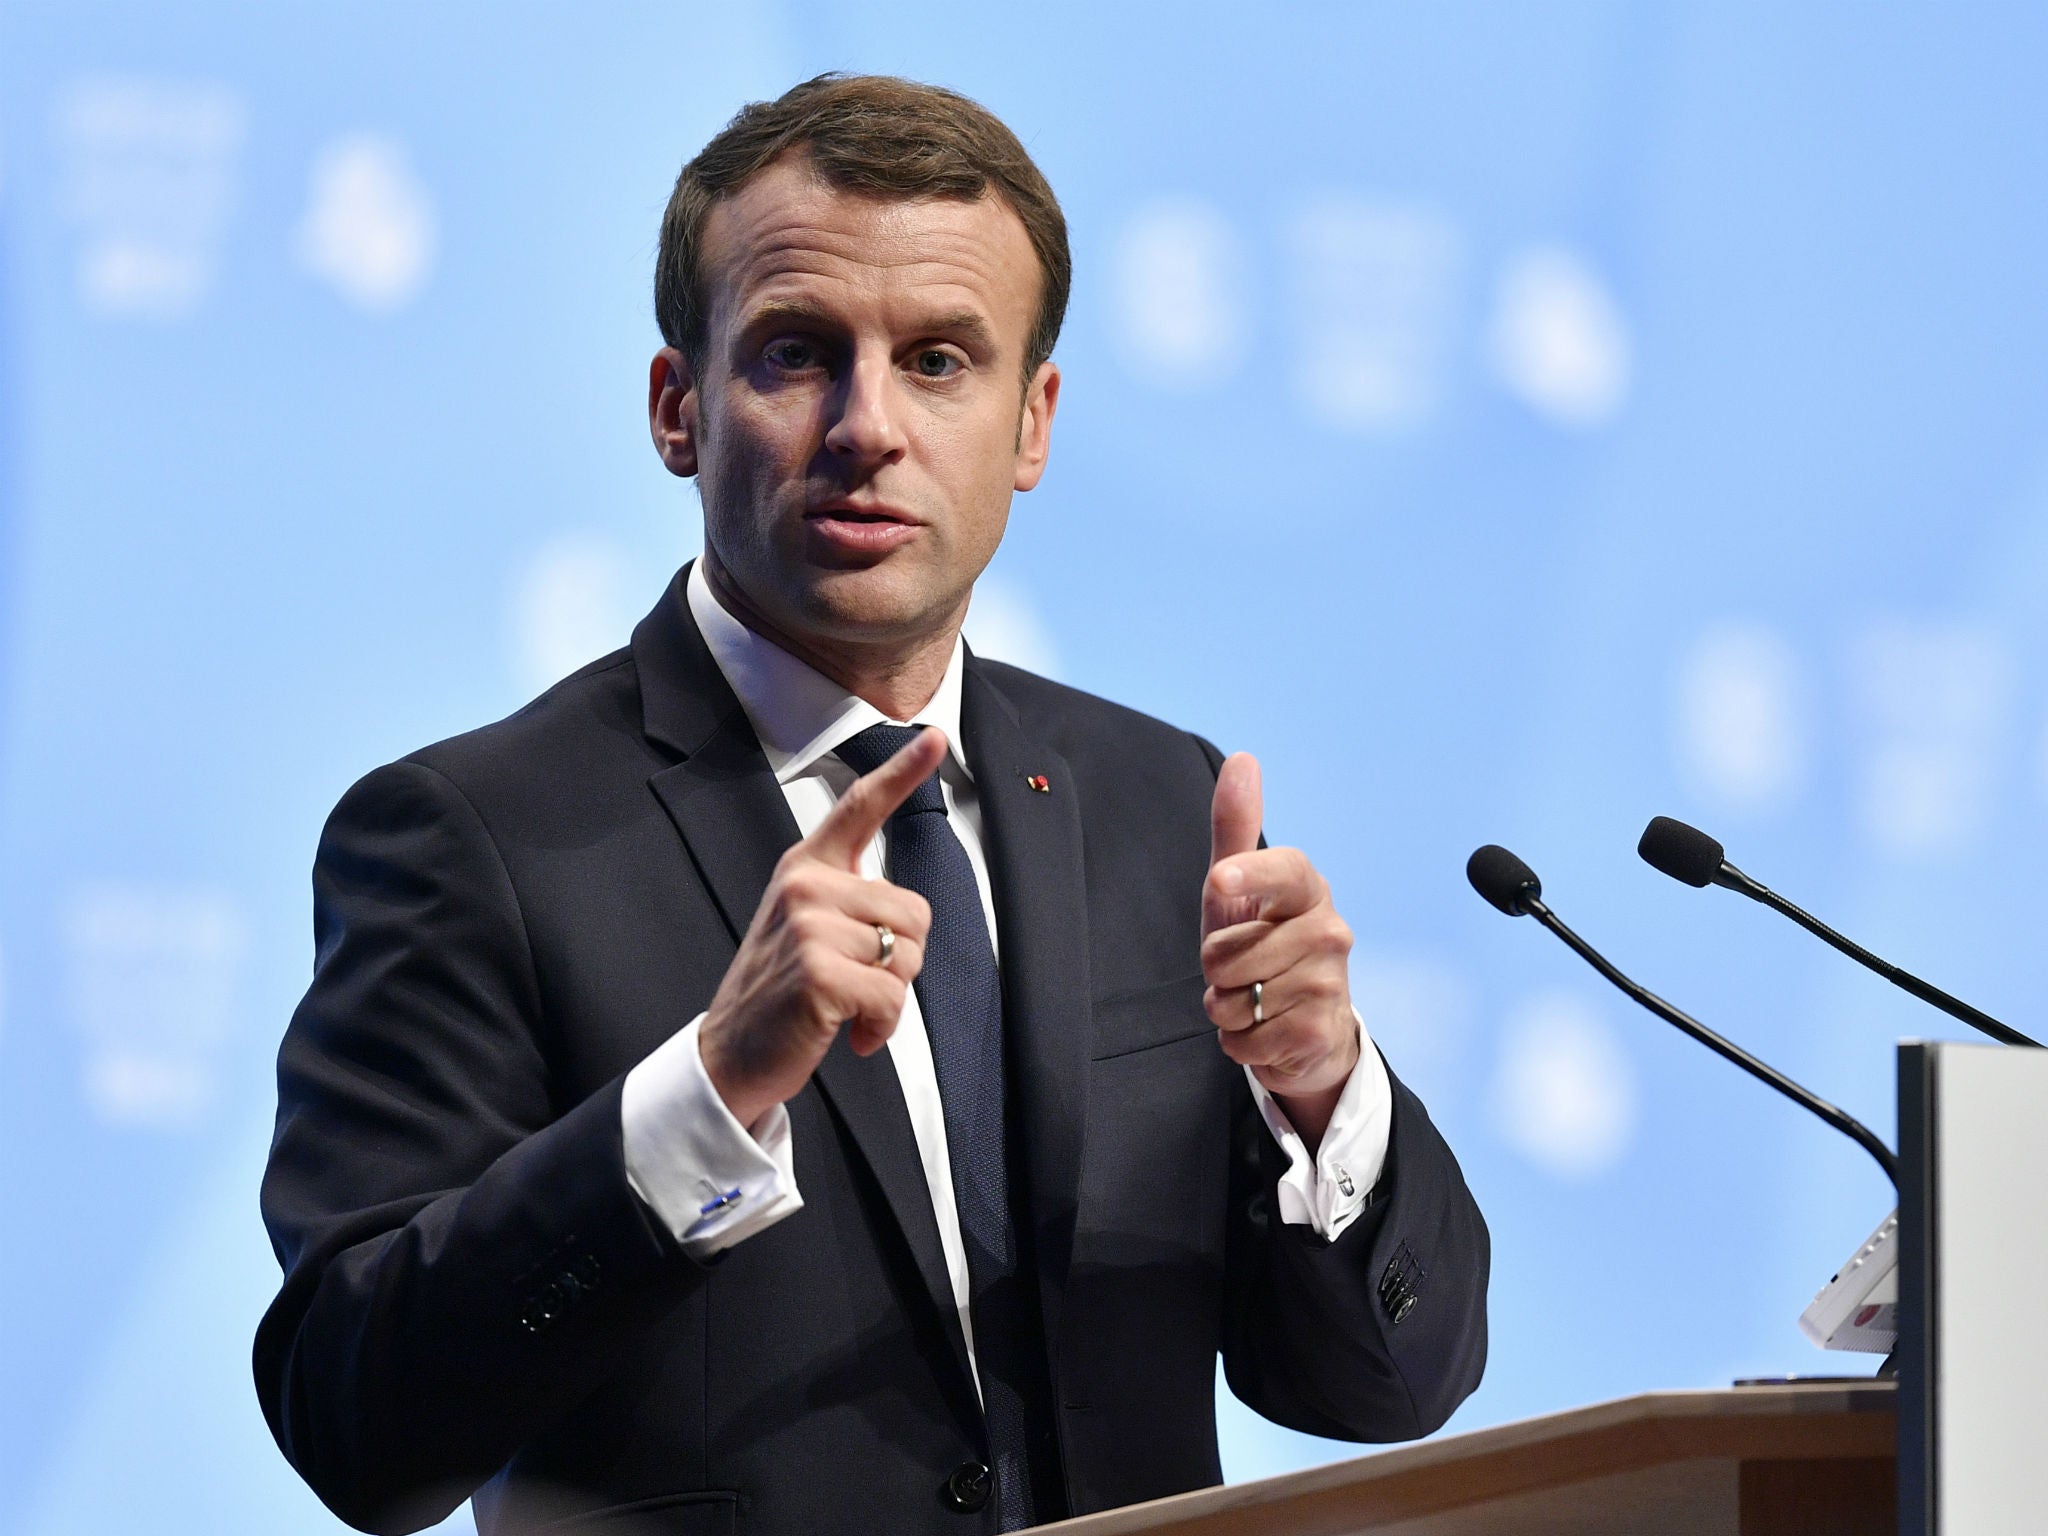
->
[5,3,2046,1531]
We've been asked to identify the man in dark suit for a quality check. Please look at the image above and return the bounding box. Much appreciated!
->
[256,74,1487,1536]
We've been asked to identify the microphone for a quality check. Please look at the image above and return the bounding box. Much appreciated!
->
[1637,816,2038,1049]
[1466,845,1899,1187]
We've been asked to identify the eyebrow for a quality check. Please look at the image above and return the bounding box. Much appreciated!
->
[741,300,1000,355]
[915,310,999,353]
[741,298,839,334]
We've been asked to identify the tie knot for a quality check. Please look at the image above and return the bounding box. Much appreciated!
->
[835,722,947,817]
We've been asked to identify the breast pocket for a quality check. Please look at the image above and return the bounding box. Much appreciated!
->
[1090,972,1212,1060]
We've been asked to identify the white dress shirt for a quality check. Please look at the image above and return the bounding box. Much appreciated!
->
[622,562,1394,1388]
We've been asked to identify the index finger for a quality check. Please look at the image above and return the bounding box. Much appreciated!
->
[805,727,949,870]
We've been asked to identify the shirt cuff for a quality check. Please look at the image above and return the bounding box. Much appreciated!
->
[621,1013,804,1256]
[1246,1007,1393,1243]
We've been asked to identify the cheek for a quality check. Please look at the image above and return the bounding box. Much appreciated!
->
[703,400,813,507]
[921,410,1022,534]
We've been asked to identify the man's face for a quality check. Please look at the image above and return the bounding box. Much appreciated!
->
[653,156,1058,660]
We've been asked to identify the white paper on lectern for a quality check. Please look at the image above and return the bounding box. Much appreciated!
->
[1798,1208,1898,1354]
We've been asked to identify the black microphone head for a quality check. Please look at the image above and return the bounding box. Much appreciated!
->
[1467,845,1542,916]
[1638,816,1725,888]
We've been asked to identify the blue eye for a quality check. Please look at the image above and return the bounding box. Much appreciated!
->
[914,350,959,377]
[766,340,817,370]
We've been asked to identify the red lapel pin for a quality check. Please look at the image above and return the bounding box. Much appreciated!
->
[1025,774,1050,793]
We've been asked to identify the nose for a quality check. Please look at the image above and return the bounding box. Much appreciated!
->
[822,351,909,467]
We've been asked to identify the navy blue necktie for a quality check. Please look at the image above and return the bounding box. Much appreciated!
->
[836,722,1037,1530]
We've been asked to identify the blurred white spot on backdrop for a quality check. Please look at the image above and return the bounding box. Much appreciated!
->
[964,575,1062,680]
[1488,246,1631,428]
[1673,620,1810,813]
[1286,197,1463,434]
[297,135,438,312]
[1851,620,2010,857]
[1111,197,1249,387]
[1492,989,1638,1179]
[508,533,659,697]
[55,77,244,320]
[64,884,244,1130]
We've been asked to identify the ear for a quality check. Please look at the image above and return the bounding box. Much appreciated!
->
[1012,360,1061,492]
[649,346,700,478]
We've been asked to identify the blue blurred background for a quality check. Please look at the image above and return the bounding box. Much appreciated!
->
[5,2,2047,1530]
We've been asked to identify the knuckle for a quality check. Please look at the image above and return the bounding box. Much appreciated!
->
[1263,1036,1302,1073]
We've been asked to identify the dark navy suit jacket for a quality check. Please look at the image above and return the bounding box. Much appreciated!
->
[254,568,1489,1535]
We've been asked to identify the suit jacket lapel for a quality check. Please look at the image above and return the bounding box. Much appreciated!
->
[961,656,1092,1356]
[633,569,974,1401]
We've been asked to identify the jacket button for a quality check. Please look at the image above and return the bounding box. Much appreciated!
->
[942,1461,992,1512]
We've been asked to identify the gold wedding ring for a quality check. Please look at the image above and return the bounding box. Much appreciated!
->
[873,922,896,968]
[1251,979,1264,1026]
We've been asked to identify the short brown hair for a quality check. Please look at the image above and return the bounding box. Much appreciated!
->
[655,73,1070,380]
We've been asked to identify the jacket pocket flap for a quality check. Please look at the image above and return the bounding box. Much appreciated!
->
[1090,972,1212,1060]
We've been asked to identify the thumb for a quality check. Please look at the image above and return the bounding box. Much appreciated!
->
[1209,752,1263,868]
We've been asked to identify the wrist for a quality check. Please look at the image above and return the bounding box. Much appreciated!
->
[1270,1016,1361,1151]
[698,1020,776,1133]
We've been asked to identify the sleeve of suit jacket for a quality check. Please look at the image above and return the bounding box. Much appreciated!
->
[254,758,697,1535]
[1196,736,1491,1443]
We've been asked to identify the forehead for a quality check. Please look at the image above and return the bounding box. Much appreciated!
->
[699,157,1039,344]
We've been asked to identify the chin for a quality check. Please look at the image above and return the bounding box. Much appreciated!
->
[795,566,964,644]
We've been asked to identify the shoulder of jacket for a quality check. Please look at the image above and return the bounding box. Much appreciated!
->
[969,655,1219,770]
[377,646,648,804]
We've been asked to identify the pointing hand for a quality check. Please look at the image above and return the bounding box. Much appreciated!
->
[699,729,943,1130]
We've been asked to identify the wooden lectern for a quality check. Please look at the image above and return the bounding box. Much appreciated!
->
[1031,1039,2046,1532]
[1036,1379,1895,1536]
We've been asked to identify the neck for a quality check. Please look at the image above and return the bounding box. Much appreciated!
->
[702,549,960,722]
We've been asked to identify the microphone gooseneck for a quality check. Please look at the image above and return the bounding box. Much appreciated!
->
[1468,844,1900,1189]
[1636,816,2039,1049]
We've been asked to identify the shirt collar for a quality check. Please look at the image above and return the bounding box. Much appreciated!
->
[685,558,971,786]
